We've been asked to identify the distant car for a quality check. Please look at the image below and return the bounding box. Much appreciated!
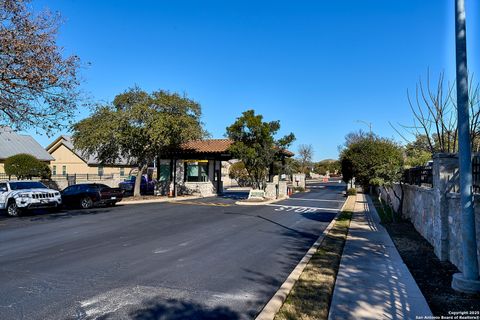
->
[0,181,62,217]
[118,176,155,195]
[61,184,124,209]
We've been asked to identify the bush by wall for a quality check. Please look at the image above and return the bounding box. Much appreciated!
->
[347,188,357,196]
[4,154,51,179]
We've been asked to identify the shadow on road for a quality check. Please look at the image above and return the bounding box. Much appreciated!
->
[128,298,240,320]
[0,207,114,222]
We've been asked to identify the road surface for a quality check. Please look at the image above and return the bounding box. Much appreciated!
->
[0,181,345,320]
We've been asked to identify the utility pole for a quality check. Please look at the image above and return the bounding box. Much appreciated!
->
[452,0,480,293]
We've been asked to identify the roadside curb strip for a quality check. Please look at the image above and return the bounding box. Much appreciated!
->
[121,195,205,205]
[235,197,289,206]
[255,195,352,320]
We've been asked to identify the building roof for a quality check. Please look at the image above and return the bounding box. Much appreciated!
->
[181,139,233,153]
[46,135,131,166]
[180,139,294,157]
[0,127,54,161]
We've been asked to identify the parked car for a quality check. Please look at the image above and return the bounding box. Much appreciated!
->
[61,183,124,209]
[118,176,155,195]
[0,180,62,217]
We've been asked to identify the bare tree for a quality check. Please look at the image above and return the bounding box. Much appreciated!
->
[392,71,480,153]
[0,0,82,134]
[297,144,313,174]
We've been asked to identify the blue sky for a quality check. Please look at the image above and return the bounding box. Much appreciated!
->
[27,0,480,161]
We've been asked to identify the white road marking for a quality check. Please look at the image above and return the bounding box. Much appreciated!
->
[153,248,170,254]
[266,204,339,212]
[287,198,344,203]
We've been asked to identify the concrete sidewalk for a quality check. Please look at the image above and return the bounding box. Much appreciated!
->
[328,193,432,320]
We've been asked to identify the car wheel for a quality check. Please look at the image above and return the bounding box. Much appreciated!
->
[7,200,21,217]
[80,197,94,209]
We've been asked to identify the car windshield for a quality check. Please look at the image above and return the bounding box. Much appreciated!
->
[9,181,47,190]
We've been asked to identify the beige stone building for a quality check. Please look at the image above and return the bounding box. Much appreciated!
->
[46,136,135,177]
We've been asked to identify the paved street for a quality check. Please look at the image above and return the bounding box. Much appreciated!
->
[0,182,345,320]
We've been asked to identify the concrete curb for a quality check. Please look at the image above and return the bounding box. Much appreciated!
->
[255,195,352,320]
[121,195,205,205]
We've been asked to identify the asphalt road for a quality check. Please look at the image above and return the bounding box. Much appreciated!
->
[0,181,346,320]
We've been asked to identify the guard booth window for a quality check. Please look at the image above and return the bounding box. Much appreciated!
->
[185,161,208,182]
[159,164,170,181]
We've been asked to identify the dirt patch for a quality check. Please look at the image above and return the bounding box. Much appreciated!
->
[384,221,480,316]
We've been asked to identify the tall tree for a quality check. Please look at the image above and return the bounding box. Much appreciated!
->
[226,110,295,190]
[72,88,205,197]
[0,0,81,133]
[297,144,313,175]
[340,133,404,215]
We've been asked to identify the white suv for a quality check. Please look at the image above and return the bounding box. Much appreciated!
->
[0,181,62,216]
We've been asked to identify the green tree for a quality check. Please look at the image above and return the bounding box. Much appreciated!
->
[314,159,341,175]
[226,110,295,190]
[341,136,403,188]
[4,153,51,179]
[404,135,432,168]
[283,158,301,175]
[72,87,205,197]
[340,134,404,216]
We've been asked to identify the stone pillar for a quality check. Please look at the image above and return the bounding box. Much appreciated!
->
[292,173,306,189]
[433,153,459,261]
[278,181,288,198]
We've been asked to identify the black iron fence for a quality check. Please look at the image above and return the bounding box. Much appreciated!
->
[472,156,480,194]
[404,155,480,193]
[403,166,433,188]
[50,174,114,181]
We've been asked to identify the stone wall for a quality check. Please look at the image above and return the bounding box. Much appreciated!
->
[265,183,277,199]
[183,182,216,197]
[446,193,480,272]
[378,153,480,276]
[378,184,438,255]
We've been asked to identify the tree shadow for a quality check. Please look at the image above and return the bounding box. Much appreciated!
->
[127,298,240,320]
[218,191,249,200]
[0,207,114,222]
[300,211,336,223]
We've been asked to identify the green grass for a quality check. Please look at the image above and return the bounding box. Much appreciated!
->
[274,196,355,320]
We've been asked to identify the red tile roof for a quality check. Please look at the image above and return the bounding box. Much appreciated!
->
[180,139,294,156]
[181,139,233,153]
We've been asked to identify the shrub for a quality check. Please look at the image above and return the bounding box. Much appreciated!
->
[293,186,305,192]
[4,154,51,179]
[229,161,250,187]
[347,188,357,196]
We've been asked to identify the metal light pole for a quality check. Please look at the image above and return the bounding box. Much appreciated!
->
[356,120,373,136]
[451,0,480,293]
